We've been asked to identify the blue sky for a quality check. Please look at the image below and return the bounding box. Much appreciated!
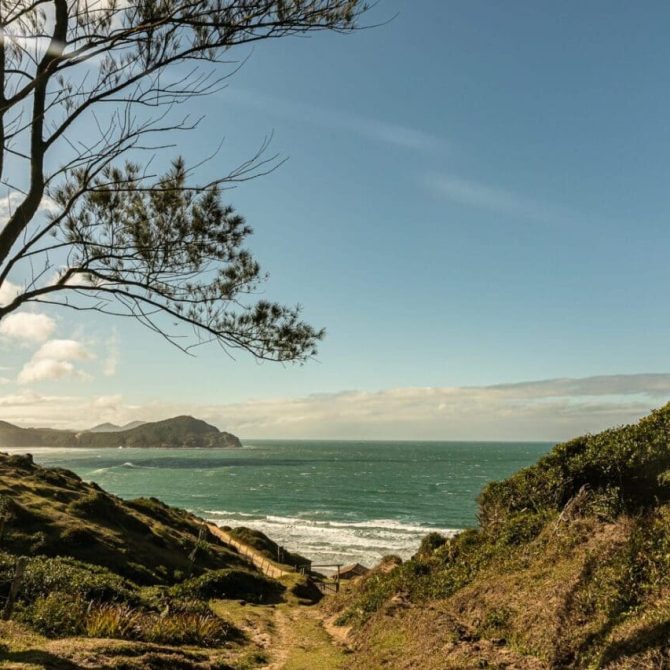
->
[2,0,670,438]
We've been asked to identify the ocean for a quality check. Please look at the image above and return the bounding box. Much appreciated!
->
[8,440,552,567]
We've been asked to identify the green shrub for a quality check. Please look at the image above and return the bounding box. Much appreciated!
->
[68,491,150,535]
[288,575,323,603]
[495,509,552,546]
[171,568,284,603]
[479,405,670,528]
[26,592,87,637]
[15,555,138,605]
[415,532,448,558]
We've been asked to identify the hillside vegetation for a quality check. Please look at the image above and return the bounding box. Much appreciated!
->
[0,415,242,449]
[0,451,321,669]
[0,451,249,583]
[328,403,670,669]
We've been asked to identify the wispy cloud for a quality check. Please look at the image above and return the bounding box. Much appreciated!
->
[225,88,446,153]
[426,173,577,226]
[102,332,119,377]
[2,373,669,441]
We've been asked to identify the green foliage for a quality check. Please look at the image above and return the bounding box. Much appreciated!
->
[479,404,670,528]
[85,603,142,639]
[85,603,232,646]
[478,606,512,639]
[0,554,139,605]
[494,509,553,546]
[141,611,231,646]
[58,159,325,362]
[287,575,323,603]
[414,532,448,558]
[23,592,87,637]
[171,568,284,603]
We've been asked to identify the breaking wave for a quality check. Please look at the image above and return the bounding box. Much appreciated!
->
[204,509,458,567]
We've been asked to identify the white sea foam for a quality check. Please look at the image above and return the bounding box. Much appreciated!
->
[205,510,458,567]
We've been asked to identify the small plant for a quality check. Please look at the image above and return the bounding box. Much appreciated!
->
[142,611,230,646]
[86,603,142,639]
[479,607,511,639]
[234,650,269,669]
[85,603,231,646]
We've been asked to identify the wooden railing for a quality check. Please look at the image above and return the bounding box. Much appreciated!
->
[207,524,303,579]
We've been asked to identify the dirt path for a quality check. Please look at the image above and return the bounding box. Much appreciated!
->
[262,605,350,670]
[207,524,350,669]
[207,523,293,579]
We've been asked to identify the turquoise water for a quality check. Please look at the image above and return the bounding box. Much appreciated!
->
[11,440,551,566]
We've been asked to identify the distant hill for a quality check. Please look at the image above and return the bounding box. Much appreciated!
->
[87,421,146,433]
[0,416,242,449]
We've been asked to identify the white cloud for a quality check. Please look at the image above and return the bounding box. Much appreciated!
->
[2,373,669,440]
[426,173,576,226]
[0,280,20,308]
[0,312,56,342]
[31,339,93,362]
[17,359,78,384]
[17,338,94,384]
[0,192,59,226]
[0,192,27,225]
[47,268,101,288]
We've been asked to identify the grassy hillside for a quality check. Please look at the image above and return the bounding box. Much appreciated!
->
[328,404,670,669]
[0,451,300,669]
[0,415,242,449]
[0,451,251,583]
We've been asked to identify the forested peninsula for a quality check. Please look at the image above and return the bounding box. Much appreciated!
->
[0,416,242,449]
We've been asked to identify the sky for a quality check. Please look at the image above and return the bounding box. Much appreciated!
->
[2,0,670,439]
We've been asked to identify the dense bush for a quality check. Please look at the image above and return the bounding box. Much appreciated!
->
[414,532,448,559]
[23,592,87,637]
[171,568,284,603]
[0,554,139,605]
[479,404,670,527]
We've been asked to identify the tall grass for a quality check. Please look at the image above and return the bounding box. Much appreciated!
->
[85,603,230,646]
